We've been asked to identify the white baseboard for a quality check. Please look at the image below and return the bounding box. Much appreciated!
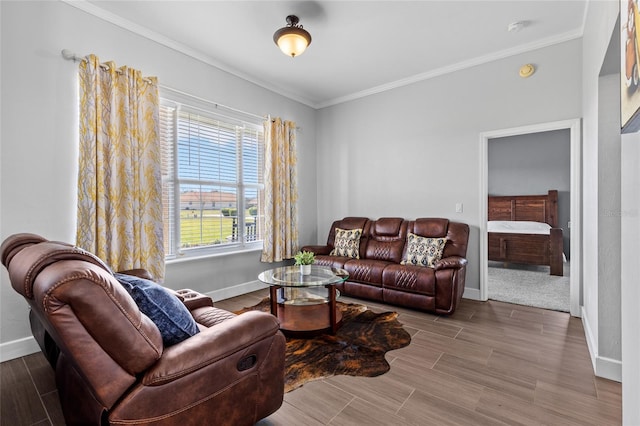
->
[463,287,482,301]
[595,356,622,382]
[207,280,268,302]
[0,336,40,363]
[581,306,622,382]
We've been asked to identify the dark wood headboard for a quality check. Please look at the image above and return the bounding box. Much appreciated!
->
[488,190,559,227]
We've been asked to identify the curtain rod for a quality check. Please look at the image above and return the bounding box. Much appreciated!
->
[60,49,301,131]
[61,49,264,122]
[61,49,156,84]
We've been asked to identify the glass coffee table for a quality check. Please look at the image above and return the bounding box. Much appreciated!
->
[258,265,349,336]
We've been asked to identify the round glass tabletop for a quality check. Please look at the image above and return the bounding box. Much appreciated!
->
[258,265,348,288]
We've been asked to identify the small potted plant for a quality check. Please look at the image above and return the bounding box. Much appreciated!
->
[294,250,315,275]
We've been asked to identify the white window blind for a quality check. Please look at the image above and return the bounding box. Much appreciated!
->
[160,97,264,258]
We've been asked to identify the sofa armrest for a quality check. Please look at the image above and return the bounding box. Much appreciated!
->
[117,268,154,280]
[142,310,280,386]
[300,245,332,256]
[114,270,213,309]
[434,256,468,271]
[174,288,214,310]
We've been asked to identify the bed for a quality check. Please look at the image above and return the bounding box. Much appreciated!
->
[487,190,564,276]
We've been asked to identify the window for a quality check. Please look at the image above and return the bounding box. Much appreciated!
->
[160,96,264,259]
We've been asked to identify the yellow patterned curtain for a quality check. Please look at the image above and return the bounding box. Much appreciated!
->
[77,55,165,280]
[261,117,299,262]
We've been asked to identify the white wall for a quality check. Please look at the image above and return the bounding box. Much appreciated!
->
[581,0,640,423]
[581,0,624,383]
[316,39,582,295]
[598,72,622,363]
[621,127,640,425]
[0,1,317,356]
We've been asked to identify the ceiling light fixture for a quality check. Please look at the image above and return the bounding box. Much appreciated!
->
[273,15,312,58]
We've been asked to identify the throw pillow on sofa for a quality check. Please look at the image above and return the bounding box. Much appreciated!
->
[401,233,447,268]
[330,227,363,258]
[114,273,200,346]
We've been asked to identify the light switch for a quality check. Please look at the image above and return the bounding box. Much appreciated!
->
[455,203,463,213]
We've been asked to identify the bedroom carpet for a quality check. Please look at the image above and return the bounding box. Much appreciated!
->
[488,261,570,312]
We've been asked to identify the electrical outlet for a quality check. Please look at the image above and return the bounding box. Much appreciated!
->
[455,203,463,213]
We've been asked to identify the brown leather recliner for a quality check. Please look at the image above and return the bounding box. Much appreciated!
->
[1,233,286,426]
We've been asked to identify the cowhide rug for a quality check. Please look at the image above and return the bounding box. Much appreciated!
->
[236,298,411,392]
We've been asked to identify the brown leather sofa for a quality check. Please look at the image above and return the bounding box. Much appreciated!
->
[1,233,286,426]
[302,217,469,315]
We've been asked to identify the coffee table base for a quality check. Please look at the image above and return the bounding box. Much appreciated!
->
[275,302,343,337]
[269,285,342,336]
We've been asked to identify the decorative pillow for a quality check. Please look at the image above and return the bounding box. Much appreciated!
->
[401,233,447,268]
[330,227,363,259]
[114,273,199,347]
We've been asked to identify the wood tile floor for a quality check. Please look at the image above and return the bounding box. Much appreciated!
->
[1,290,621,425]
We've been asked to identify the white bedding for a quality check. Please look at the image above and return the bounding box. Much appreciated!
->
[487,220,551,235]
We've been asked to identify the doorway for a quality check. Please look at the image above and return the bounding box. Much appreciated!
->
[487,130,570,311]
[479,119,582,317]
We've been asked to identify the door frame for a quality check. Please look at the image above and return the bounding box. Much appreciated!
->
[479,118,582,317]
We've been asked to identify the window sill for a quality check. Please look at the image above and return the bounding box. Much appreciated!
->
[166,245,263,265]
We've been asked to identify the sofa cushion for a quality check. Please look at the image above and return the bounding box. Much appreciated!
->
[343,259,391,286]
[382,264,436,296]
[114,273,200,347]
[401,233,447,268]
[410,218,449,238]
[330,228,362,258]
[364,218,408,263]
[314,254,350,269]
[372,217,404,236]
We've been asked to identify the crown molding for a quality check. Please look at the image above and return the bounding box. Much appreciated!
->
[60,0,317,109]
[315,28,584,109]
[61,0,584,110]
